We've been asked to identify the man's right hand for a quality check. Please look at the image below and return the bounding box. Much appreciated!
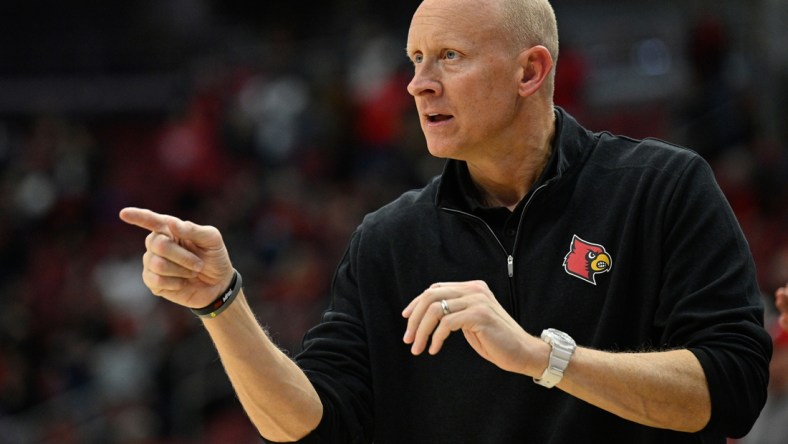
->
[119,207,234,309]
[121,207,323,440]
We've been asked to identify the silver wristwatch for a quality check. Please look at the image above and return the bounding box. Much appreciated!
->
[533,328,576,388]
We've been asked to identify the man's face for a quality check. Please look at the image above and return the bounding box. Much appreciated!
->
[406,0,523,161]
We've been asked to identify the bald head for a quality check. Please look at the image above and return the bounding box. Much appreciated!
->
[412,0,559,99]
[499,0,559,97]
[500,0,558,58]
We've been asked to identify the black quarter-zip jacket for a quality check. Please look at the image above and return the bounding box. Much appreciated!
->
[273,108,771,444]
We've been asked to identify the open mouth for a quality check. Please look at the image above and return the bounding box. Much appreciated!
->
[427,113,453,123]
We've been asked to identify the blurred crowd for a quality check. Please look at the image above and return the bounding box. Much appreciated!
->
[0,1,787,443]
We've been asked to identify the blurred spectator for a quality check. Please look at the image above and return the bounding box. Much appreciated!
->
[677,16,754,165]
[740,308,788,444]
[553,44,589,121]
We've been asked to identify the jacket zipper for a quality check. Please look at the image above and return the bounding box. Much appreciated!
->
[440,182,549,316]
[441,206,511,269]
[510,182,549,268]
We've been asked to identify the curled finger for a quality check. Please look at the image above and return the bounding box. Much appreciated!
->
[429,311,465,355]
[147,232,204,273]
[142,268,186,296]
[147,251,200,278]
[403,292,436,344]
[428,298,473,354]
[409,299,450,355]
[403,286,462,344]
[402,283,453,318]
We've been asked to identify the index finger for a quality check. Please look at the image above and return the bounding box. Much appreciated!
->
[402,281,487,317]
[402,282,459,317]
[403,286,462,343]
[119,207,176,235]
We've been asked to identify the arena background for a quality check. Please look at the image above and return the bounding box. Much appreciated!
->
[0,0,786,442]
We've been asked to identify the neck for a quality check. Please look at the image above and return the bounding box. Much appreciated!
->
[467,108,555,211]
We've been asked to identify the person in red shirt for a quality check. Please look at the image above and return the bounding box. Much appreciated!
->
[776,284,788,332]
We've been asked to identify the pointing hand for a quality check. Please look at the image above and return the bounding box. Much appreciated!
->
[119,207,234,309]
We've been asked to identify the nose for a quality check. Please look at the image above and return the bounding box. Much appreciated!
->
[407,63,441,97]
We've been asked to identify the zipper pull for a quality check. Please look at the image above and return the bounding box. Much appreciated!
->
[507,255,514,277]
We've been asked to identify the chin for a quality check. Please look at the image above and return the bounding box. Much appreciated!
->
[424,140,461,160]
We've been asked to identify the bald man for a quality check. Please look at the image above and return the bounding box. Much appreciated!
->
[121,0,771,442]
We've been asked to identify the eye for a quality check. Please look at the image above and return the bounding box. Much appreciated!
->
[586,251,597,260]
[412,53,423,64]
[445,50,458,60]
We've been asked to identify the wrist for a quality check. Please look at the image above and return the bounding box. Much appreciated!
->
[519,334,551,377]
[191,269,243,319]
[533,328,576,388]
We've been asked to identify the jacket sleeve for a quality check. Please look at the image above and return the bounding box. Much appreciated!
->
[261,230,373,444]
[656,154,772,438]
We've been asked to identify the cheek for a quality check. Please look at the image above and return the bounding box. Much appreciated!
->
[462,87,516,131]
[464,70,516,111]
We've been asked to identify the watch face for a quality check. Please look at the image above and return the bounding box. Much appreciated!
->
[545,328,574,345]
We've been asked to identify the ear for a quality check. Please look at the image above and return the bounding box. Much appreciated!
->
[517,45,554,98]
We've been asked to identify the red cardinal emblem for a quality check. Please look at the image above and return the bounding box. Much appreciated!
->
[563,235,612,285]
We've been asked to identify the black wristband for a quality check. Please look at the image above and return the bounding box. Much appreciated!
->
[190,269,243,319]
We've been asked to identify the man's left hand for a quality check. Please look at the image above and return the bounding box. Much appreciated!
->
[402,280,547,376]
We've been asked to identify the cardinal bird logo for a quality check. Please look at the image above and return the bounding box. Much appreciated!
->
[563,235,612,285]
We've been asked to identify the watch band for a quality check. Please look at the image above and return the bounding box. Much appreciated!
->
[533,328,576,388]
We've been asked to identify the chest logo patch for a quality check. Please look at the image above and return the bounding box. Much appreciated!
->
[563,235,612,285]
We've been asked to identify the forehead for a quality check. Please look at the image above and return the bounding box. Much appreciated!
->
[406,0,504,50]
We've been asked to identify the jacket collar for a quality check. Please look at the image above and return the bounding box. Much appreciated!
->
[435,107,594,210]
